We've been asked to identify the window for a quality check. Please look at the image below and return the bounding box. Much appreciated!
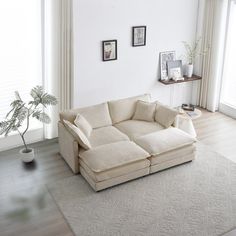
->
[220,1,236,109]
[0,0,43,149]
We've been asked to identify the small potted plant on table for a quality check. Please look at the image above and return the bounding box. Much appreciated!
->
[182,38,203,78]
[0,86,57,162]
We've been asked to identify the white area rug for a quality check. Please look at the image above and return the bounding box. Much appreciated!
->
[48,143,236,236]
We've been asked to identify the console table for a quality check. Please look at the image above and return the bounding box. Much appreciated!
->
[159,75,202,107]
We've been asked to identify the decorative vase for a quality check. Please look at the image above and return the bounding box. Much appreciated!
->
[186,64,194,77]
[186,64,194,78]
[20,148,34,163]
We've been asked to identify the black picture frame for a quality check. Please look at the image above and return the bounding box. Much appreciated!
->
[102,40,117,61]
[132,26,146,47]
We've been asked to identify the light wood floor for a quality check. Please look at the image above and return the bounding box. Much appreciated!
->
[0,140,74,236]
[193,109,236,163]
[0,109,236,236]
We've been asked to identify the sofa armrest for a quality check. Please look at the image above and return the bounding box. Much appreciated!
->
[173,115,197,138]
[58,121,80,174]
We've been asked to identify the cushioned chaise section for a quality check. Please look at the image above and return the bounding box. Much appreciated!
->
[108,94,150,124]
[60,102,112,128]
[80,159,150,182]
[79,141,150,173]
[80,166,150,191]
[150,153,195,174]
[134,127,196,156]
[115,120,164,140]
[149,145,196,165]
[89,126,129,148]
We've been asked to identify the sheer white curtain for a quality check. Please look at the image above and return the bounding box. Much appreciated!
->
[43,0,73,138]
[197,0,228,112]
[220,1,236,107]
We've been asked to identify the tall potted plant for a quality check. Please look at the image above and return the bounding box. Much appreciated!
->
[182,38,202,77]
[0,86,57,162]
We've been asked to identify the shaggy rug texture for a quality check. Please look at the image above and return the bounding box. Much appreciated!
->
[48,143,236,236]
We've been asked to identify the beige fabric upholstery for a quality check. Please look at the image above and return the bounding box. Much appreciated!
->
[174,115,197,138]
[89,126,129,148]
[149,145,196,165]
[63,120,91,150]
[74,114,92,138]
[150,153,195,174]
[58,121,80,174]
[134,127,196,156]
[155,103,178,128]
[115,120,164,140]
[80,166,150,191]
[108,94,150,124]
[79,141,149,173]
[80,159,150,182]
[60,102,112,128]
[132,100,156,122]
[58,94,198,191]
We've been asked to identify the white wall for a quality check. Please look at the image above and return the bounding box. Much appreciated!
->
[72,0,199,108]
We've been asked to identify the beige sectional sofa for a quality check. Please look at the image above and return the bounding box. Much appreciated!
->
[58,94,197,191]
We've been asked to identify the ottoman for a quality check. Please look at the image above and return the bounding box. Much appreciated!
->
[79,141,150,191]
[134,127,197,174]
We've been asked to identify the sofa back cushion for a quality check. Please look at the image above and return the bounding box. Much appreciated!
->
[155,103,178,128]
[60,102,112,129]
[108,94,151,124]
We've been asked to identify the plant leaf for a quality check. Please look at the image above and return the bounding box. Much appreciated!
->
[41,94,57,106]
[29,86,57,107]
[32,111,51,124]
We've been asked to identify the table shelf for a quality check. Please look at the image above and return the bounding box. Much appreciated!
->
[159,75,202,85]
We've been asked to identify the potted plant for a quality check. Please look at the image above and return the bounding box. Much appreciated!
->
[182,38,202,77]
[0,86,57,163]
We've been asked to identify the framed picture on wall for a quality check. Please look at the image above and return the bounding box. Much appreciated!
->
[132,26,146,47]
[159,51,176,80]
[102,40,117,61]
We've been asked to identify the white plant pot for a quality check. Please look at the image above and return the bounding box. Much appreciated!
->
[186,64,194,78]
[20,148,34,163]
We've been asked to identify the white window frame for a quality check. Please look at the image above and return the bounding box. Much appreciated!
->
[219,0,236,118]
[0,0,45,152]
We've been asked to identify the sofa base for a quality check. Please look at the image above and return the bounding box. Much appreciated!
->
[150,153,195,174]
[80,166,150,191]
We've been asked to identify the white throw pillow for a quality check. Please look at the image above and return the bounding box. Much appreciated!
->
[74,114,93,138]
[132,100,156,122]
[155,103,178,128]
[63,120,91,150]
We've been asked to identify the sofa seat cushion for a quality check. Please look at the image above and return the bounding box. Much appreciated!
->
[134,127,197,156]
[80,158,150,182]
[114,120,164,140]
[149,145,196,165]
[79,141,150,173]
[108,94,150,124]
[89,126,129,148]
